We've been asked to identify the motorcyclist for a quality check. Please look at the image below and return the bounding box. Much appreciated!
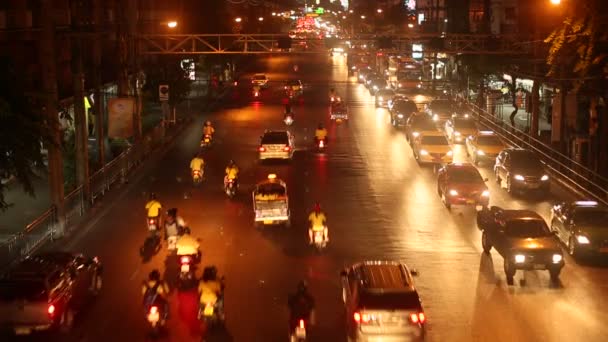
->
[314,123,328,145]
[308,202,328,244]
[252,84,261,95]
[224,160,239,189]
[287,281,315,333]
[142,270,170,321]
[198,266,225,319]
[145,193,162,227]
[203,120,215,137]
[176,227,201,260]
[164,208,186,251]
[190,153,205,179]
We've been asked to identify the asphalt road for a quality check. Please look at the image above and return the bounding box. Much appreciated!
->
[16,54,608,342]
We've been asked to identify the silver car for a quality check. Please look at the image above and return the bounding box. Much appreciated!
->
[258,130,295,161]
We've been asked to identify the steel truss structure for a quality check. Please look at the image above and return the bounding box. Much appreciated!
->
[137,33,532,55]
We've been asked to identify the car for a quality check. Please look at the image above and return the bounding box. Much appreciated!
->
[258,130,295,161]
[405,114,440,143]
[465,131,506,166]
[444,117,479,144]
[364,72,380,88]
[494,148,550,194]
[389,99,418,127]
[477,206,565,285]
[340,261,425,342]
[550,200,608,259]
[0,252,103,336]
[375,89,395,108]
[368,78,387,95]
[426,99,456,123]
[357,68,372,83]
[437,163,489,210]
[251,74,269,88]
[412,132,453,165]
[284,79,303,93]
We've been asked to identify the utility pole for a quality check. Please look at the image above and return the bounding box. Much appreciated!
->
[40,0,65,235]
[128,0,142,141]
[92,0,105,167]
[71,0,90,203]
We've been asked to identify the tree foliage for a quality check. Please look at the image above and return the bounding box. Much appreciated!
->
[0,58,51,211]
[544,0,608,93]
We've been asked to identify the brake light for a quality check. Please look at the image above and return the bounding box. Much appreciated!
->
[48,304,55,315]
[353,312,370,324]
[410,312,426,324]
[258,146,266,152]
[299,319,305,329]
[149,219,155,224]
[319,140,324,148]
[150,306,158,314]
[283,146,291,151]
[180,256,191,264]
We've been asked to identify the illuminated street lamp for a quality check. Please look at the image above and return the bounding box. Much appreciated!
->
[235,17,242,23]
[377,9,383,14]
[549,0,561,4]
[360,15,366,19]
[272,12,276,16]
[167,21,178,28]
[258,17,264,22]
[408,23,414,28]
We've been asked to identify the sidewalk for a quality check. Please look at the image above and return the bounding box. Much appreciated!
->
[488,102,551,133]
[0,83,209,238]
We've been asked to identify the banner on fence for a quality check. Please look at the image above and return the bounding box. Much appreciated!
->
[108,97,135,138]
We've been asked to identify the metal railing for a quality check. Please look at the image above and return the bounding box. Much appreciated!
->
[467,102,608,205]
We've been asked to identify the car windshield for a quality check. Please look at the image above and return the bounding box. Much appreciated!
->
[394,102,417,112]
[261,132,288,144]
[0,280,47,301]
[359,291,421,310]
[478,135,503,146]
[505,219,550,238]
[421,136,448,145]
[454,119,477,128]
[253,75,266,80]
[511,153,543,169]
[430,101,454,112]
[449,168,483,183]
[574,209,608,226]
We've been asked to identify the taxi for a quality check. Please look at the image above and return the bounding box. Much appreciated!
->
[437,163,489,210]
[258,130,295,161]
[444,116,479,143]
[284,79,303,93]
[405,114,440,144]
[465,131,506,166]
[412,132,453,165]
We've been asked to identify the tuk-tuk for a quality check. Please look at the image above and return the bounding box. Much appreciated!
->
[253,174,290,227]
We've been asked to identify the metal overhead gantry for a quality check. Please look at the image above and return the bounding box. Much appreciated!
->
[137,33,532,55]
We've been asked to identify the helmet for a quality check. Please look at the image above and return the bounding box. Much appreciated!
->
[149,193,157,200]
[205,120,211,126]
[297,280,308,293]
[202,266,218,281]
[317,123,324,130]
[313,202,321,213]
[149,270,161,282]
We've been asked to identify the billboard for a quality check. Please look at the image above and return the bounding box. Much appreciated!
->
[107,97,135,138]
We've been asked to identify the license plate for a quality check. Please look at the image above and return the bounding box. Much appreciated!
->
[599,247,608,253]
[263,220,273,225]
[148,225,156,231]
[147,312,160,324]
[295,327,306,338]
[204,304,214,316]
[533,264,545,270]
[14,327,31,335]
[466,199,475,204]
[181,264,190,273]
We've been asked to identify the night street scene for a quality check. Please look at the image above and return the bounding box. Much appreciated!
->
[1,0,608,341]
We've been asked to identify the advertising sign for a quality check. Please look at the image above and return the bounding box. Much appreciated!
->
[107,97,135,138]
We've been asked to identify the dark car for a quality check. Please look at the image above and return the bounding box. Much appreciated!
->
[340,261,425,341]
[494,148,550,194]
[477,206,564,285]
[405,114,439,144]
[375,89,395,108]
[426,99,456,123]
[551,200,608,259]
[437,163,489,210]
[389,100,418,127]
[0,252,103,336]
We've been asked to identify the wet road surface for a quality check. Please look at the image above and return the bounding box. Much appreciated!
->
[13,54,608,342]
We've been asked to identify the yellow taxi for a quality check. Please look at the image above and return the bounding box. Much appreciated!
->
[412,131,453,165]
[465,131,506,166]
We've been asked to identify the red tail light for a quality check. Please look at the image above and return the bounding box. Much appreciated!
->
[353,312,370,324]
[299,319,305,329]
[149,219,155,224]
[48,304,55,315]
[180,256,191,264]
[410,312,426,324]
[193,170,200,175]
[319,140,324,148]
[254,92,259,97]
[283,146,291,152]
[258,146,266,152]
[150,306,158,314]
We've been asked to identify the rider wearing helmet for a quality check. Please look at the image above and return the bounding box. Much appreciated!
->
[307,202,328,244]
[287,280,315,332]
[314,123,328,144]
[165,208,186,250]
[145,193,162,222]
[224,160,240,188]
[190,153,205,178]
[203,120,215,137]
[142,270,170,320]
[198,266,225,319]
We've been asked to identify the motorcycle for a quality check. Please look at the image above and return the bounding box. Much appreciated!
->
[192,169,203,185]
[224,178,237,198]
[312,228,327,251]
[141,218,161,256]
[290,318,308,342]
[314,138,327,152]
[253,90,260,98]
[287,90,295,99]
[200,134,212,148]
[177,254,197,289]
[284,114,294,126]
[144,300,168,336]
[198,279,226,328]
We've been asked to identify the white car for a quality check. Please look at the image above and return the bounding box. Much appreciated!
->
[258,131,295,161]
[251,74,269,88]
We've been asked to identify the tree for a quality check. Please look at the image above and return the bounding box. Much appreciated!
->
[0,58,51,210]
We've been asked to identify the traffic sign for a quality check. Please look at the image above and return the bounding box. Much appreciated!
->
[159,84,169,101]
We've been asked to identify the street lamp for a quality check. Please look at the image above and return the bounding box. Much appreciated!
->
[235,17,242,23]
[408,23,414,28]
[377,9,383,14]
[167,21,178,28]
[361,15,366,19]
[549,0,561,4]
[272,12,276,16]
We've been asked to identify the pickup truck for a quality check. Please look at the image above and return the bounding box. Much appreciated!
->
[0,252,102,336]
[477,206,565,285]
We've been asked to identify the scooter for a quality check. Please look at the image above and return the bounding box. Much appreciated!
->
[312,228,327,251]
[177,254,197,289]
[224,178,237,198]
[144,297,168,336]
[289,318,308,342]
[284,114,294,126]
[200,134,212,148]
[192,169,203,185]
[141,218,161,256]
[314,138,327,152]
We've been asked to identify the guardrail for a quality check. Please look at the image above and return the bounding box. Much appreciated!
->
[467,102,608,205]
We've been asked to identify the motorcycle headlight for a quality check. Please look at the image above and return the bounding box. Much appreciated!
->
[514,254,526,263]
[449,189,458,196]
[577,235,590,244]
[477,150,485,156]
[397,114,404,118]
[481,190,490,197]
[446,150,453,156]
[373,85,379,90]
[379,96,383,101]
[419,149,429,156]
[552,254,563,263]
[541,175,549,181]
[514,174,525,181]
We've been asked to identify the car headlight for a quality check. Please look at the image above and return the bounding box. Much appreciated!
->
[446,150,453,156]
[477,150,485,156]
[514,254,526,263]
[541,175,549,181]
[417,84,422,88]
[419,149,429,156]
[351,66,356,70]
[412,132,420,138]
[449,189,458,196]
[577,235,590,244]
[378,97,383,101]
[552,254,563,263]
[432,114,439,121]
[397,114,404,118]
[454,131,461,136]
[373,85,378,90]
[359,75,364,79]
[481,190,490,197]
[514,174,525,181]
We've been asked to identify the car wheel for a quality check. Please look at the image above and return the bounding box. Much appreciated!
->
[568,236,578,257]
[58,307,75,333]
[503,259,516,286]
[481,231,492,253]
